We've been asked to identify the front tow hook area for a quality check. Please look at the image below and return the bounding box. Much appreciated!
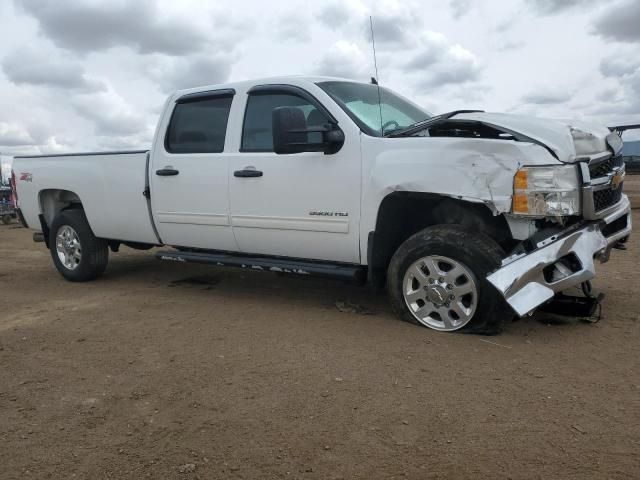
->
[612,237,629,251]
[537,281,605,322]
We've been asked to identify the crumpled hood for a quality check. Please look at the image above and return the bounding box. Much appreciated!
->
[454,111,613,162]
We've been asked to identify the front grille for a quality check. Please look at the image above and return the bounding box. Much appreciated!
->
[589,155,624,178]
[593,182,623,211]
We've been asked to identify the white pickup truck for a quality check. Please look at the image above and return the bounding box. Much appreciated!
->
[12,76,632,334]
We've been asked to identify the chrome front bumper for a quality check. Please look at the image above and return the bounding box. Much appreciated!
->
[487,195,632,317]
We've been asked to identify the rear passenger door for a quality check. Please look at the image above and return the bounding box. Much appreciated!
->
[150,89,239,251]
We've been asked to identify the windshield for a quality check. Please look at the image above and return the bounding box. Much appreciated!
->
[317,81,430,136]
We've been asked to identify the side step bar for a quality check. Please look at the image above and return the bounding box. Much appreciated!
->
[156,250,366,283]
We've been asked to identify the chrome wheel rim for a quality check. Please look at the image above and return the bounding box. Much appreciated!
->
[402,255,478,331]
[55,225,82,271]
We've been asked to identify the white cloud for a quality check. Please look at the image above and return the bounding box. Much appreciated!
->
[316,0,368,31]
[315,2,482,90]
[592,0,640,43]
[594,86,624,103]
[404,33,482,89]
[0,122,34,146]
[275,14,312,43]
[0,0,637,155]
[522,87,572,105]
[316,0,423,48]
[525,0,599,15]
[313,41,370,80]
[366,6,422,47]
[449,0,472,19]
[595,52,640,120]
[497,40,525,52]
[71,89,150,137]
[2,46,106,92]
[147,54,234,93]
[17,0,212,55]
[600,57,640,78]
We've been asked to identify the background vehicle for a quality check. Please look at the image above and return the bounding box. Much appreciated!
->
[616,125,640,173]
[12,76,632,334]
[0,186,16,224]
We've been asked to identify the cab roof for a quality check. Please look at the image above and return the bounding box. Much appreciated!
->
[172,75,368,98]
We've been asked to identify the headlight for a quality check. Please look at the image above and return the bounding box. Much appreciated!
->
[512,165,580,216]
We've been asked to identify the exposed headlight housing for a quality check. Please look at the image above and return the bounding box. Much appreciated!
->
[512,165,580,216]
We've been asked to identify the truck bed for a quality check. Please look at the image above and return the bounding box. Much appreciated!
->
[14,150,159,245]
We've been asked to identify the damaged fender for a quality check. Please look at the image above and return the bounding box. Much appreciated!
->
[358,134,560,258]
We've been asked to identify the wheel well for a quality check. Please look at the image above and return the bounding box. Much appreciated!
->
[368,192,513,287]
[39,189,83,226]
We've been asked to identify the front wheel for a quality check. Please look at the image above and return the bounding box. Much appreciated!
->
[49,209,109,282]
[2,214,11,225]
[387,225,509,335]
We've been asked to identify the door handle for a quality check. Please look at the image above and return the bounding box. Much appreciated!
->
[156,167,180,176]
[234,167,263,178]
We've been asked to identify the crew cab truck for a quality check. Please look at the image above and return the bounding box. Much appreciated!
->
[12,76,632,334]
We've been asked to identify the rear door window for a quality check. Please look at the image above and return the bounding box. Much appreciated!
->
[166,94,233,154]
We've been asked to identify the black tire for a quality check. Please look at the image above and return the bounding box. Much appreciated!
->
[2,215,11,225]
[387,225,510,335]
[49,209,109,282]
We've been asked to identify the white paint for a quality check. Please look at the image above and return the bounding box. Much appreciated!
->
[224,78,361,263]
[149,95,237,251]
[14,76,618,267]
[14,151,158,244]
[231,215,349,234]
[157,212,230,226]
[455,112,613,162]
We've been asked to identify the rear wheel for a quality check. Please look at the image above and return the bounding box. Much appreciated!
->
[387,225,509,335]
[49,209,109,282]
[2,214,11,225]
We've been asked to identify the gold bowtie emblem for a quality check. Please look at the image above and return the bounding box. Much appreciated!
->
[611,170,625,189]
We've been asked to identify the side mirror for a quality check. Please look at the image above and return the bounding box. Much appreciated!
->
[272,106,344,155]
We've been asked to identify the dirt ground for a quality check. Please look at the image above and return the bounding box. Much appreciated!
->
[1,202,639,479]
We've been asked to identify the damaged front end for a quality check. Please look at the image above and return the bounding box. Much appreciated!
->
[487,138,632,317]
[488,199,630,316]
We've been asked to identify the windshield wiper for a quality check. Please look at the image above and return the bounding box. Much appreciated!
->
[384,109,484,138]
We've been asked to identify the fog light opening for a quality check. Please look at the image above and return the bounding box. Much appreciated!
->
[543,253,583,284]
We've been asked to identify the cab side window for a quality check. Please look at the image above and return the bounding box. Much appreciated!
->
[241,93,328,152]
[166,94,233,154]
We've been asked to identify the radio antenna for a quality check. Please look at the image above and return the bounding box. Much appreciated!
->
[369,16,384,135]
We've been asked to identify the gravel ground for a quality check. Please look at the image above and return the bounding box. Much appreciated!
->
[0,198,638,479]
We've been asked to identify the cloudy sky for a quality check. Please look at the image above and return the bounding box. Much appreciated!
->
[0,0,639,167]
